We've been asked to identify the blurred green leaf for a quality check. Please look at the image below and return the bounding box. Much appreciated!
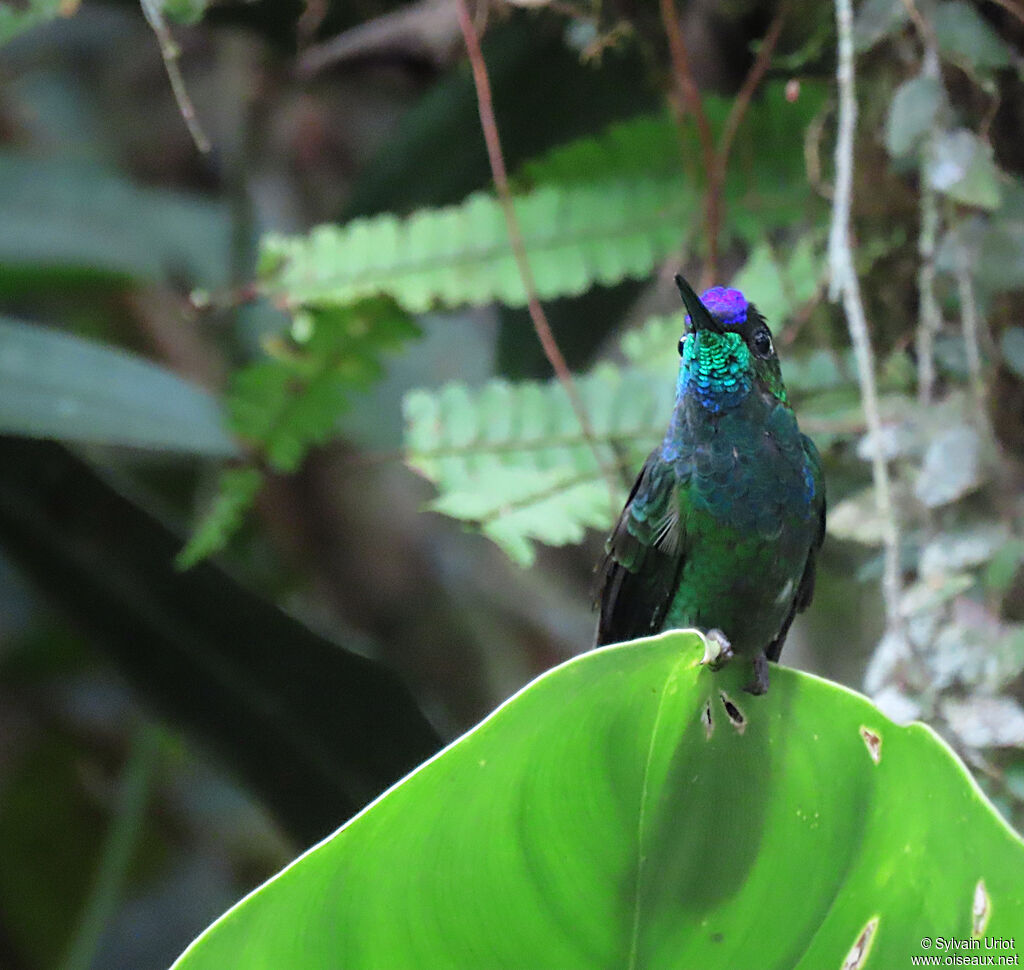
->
[0,734,106,968]
[620,312,685,378]
[176,467,263,569]
[522,81,827,222]
[885,76,943,158]
[161,0,210,26]
[926,130,1002,210]
[782,348,855,394]
[178,299,421,564]
[0,154,231,287]
[0,0,70,47]
[915,423,985,507]
[171,633,1024,969]
[934,0,1013,73]
[268,80,828,318]
[0,317,238,456]
[405,311,851,564]
[518,111,680,186]
[0,438,443,847]
[853,0,909,51]
[986,538,1024,593]
[1001,326,1024,380]
[729,235,821,328]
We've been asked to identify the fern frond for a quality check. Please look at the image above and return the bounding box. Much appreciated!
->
[521,81,830,243]
[731,236,823,329]
[230,298,419,472]
[176,466,263,569]
[403,364,670,565]
[260,177,696,313]
[260,81,827,317]
[620,312,686,377]
[518,113,681,187]
[179,298,419,567]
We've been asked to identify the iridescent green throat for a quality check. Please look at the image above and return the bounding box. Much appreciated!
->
[678,331,752,413]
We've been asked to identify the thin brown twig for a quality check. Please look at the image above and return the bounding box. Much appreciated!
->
[702,2,789,288]
[658,0,715,161]
[660,0,788,287]
[716,2,790,174]
[454,0,618,506]
[898,0,934,44]
[139,0,210,154]
[659,0,716,279]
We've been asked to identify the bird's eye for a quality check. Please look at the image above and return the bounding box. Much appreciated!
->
[678,335,686,357]
[753,328,773,357]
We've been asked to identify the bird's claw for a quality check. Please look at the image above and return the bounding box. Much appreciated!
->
[743,652,770,695]
[700,628,734,670]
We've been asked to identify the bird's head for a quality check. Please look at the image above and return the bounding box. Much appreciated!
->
[673,274,787,413]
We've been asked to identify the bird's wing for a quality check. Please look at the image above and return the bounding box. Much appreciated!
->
[595,451,688,646]
[766,433,827,661]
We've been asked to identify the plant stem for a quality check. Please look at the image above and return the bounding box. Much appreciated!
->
[955,236,988,421]
[828,0,903,632]
[454,0,617,507]
[61,723,162,970]
[139,0,211,154]
[914,41,943,406]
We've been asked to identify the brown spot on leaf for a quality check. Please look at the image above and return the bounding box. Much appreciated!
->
[841,916,878,970]
[860,726,882,764]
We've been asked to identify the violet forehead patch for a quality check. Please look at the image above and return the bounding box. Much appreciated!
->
[698,286,749,327]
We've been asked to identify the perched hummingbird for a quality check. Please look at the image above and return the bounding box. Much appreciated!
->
[595,275,826,694]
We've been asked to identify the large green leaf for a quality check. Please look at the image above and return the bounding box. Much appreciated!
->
[0,155,231,287]
[0,317,237,456]
[172,632,1024,969]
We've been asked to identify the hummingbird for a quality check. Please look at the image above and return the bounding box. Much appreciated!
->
[595,275,826,694]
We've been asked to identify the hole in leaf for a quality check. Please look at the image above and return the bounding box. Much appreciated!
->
[841,916,878,970]
[972,879,990,938]
[720,692,745,734]
[701,699,714,740]
[860,726,882,764]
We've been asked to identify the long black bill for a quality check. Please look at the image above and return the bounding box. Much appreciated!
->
[674,273,724,334]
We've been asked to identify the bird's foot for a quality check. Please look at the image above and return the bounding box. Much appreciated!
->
[743,652,770,696]
[700,628,734,670]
